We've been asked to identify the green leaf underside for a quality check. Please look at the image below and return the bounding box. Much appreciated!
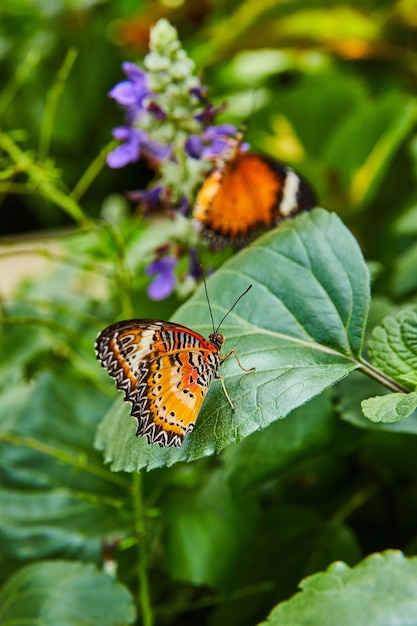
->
[338,372,417,434]
[368,308,417,388]
[361,391,417,423]
[95,209,370,471]
[0,560,135,626]
[259,550,417,626]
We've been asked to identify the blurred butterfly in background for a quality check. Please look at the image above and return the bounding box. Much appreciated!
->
[95,285,253,448]
[193,134,316,249]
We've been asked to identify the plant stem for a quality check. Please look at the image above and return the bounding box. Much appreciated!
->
[72,141,116,201]
[0,433,129,488]
[356,357,410,394]
[0,131,91,227]
[38,48,78,160]
[116,245,153,624]
[132,472,153,626]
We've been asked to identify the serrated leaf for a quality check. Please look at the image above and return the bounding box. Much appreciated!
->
[96,209,370,471]
[259,550,417,626]
[361,391,417,423]
[0,560,135,626]
[368,308,417,388]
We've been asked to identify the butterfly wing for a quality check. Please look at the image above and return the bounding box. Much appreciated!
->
[95,319,220,447]
[193,152,315,248]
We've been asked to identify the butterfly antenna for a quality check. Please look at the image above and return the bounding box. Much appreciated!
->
[201,265,216,334]
[216,284,252,333]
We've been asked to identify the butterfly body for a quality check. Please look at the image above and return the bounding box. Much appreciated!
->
[193,144,315,249]
[96,319,227,447]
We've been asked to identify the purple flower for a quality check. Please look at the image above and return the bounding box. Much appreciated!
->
[145,256,177,301]
[194,101,226,125]
[190,85,209,101]
[185,135,203,159]
[107,127,171,169]
[177,195,191,216]
[145,140,172,162]
[185,124,239,160]
[108,62,149,109]
[106,127,148,168]
[127,185,163,212]
[204,124,237,139]
[146,101,166,120]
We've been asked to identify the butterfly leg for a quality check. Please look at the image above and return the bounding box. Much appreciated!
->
[215,372,235,411]
[220,349,255,372]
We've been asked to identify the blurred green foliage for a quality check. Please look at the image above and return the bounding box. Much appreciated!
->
[1,1,417,626]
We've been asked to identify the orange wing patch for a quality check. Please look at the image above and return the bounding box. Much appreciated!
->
[193,148,315,249]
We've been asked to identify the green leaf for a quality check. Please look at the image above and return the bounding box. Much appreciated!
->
[162,470,258,589]
[392,241,417,297]
[325,93,417,208]
[338,372,417,434]
[96,209,370,471]
[224,393,334,492]
[0,488,128,585]
[259,550,417,626]
[367,308,417,388]
[0,560,136,626]
[361,392,417,423]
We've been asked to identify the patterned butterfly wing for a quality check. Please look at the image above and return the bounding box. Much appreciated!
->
[193,151,315,249]
[95,319,221,447]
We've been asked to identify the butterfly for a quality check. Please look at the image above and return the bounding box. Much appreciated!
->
[95,286,253,448]
[193,136,315,249]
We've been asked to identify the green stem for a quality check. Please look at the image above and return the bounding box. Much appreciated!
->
[356,357,410,394]
[133,472,153,626]
[0,433,129,488]
[330,484,378,526]
[112,239,153,623]
[0,50,41,116]
[101,221,134,318]
[38,48,78,160]
[154,581,273,615]
[0,131,91,227]
[72,141,116,201]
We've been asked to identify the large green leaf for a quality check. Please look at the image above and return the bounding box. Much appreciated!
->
[0,488,128,585]
[162,469,258,589]
[224,393,334,492]
[0,560,135,626]
[259,550,417,626]
[96,209,370,471]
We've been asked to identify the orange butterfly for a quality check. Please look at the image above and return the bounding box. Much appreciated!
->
[193,136,315,249]
[95,286,253,447]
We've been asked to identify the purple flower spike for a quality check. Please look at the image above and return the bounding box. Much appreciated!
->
[106,127,148,168]
[145,256,177,301]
